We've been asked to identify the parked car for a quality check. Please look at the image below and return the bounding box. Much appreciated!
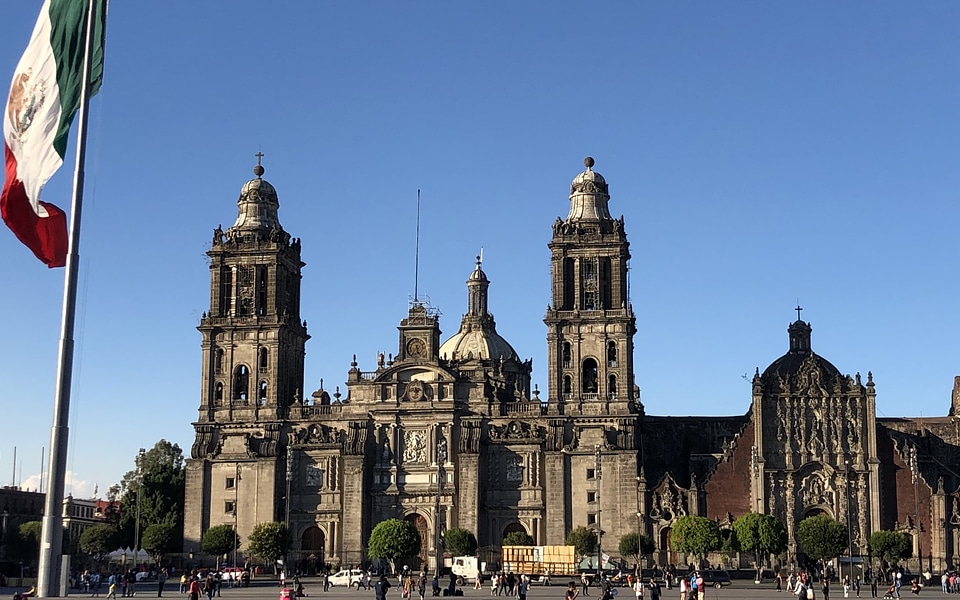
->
[699,570,731,588]
[329,569,364,588]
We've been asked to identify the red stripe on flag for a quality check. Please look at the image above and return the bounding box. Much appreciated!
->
[1,144,67,268]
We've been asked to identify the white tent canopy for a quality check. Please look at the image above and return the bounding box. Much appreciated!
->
[107,547,153,564]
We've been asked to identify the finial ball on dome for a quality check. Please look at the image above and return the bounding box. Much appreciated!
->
[253,151,265,178]
[584,156,595,169]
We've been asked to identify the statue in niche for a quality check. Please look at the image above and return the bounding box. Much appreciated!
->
[306,464,324,489]
[403,430,427,463]
[505,456,523,482]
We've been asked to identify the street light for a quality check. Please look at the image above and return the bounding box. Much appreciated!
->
[844,457,854,582]
[435,431,448,576]
[595,445,602,579]
[134,447,145,571]
[234,463,241,573]
[908,444,921,573]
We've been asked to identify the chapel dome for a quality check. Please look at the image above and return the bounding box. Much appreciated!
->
[760,319,841,381]
[230,160,282,232]
[567,156,612,221]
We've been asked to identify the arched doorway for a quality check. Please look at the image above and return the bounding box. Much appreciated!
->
[301,526,325,575]
[404,513,429,571]
[503,522,527,538]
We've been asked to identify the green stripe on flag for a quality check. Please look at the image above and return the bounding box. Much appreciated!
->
[48,0,106,160]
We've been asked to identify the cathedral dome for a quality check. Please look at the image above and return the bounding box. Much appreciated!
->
[439,325,519,361]
[761,319,841,381]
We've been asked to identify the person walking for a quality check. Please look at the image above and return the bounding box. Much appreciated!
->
[581,572,590,597]
[187,578,200,600]
[158,569,167,598]
[632,577,644,600]
[417,573,426,600]
[375,575,392,600]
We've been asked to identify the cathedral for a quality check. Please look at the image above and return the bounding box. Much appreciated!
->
[183,157,960,574]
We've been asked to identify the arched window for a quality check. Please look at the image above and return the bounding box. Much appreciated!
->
[562,342,572,368]
[214,382,224,405]
[218,266,232,316]
[563,375,572,396]
[582,358,598,394]
[259,380,268,404]
[215,348,224,374]
[258,347,269,373]
[256,266,268,316]
[607,342,617,367]
[233,365,249,402]
[608,374,617,399]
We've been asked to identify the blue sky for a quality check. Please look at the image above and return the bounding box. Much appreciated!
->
[1,1,959,499]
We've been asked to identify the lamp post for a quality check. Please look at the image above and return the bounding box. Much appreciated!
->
[595,445,602,579]
[908,444,921,573]
[134,447,145,572]
[285,446,293,570]
[435,432,448,576]
[844,457,854,582]
[234,463,241,572]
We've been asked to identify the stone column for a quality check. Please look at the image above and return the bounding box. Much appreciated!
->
[543,451,569,545]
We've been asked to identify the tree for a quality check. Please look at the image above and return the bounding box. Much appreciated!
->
[796,515,847,568]
[619,532,655,568]
[868,530,911,566]
[732,513,789,579]
[502,531,535,546]
[368,519,422,574]
[669,516,721,567]
[7,521,44,565]
[116,440,186,551]
[201,524,239,565]
[80,525,118,569]
[247,522,290,573]
[141,523,176,564]
[566,526,598,566]
[444,528,478,556]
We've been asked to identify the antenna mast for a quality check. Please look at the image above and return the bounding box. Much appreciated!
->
[414,189,421,302]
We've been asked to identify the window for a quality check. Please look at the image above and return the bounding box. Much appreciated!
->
[582,358,598,393]
[215,348,224,374]
[259,380,268,404]
[587,491,597,503]
[225,501,236,514]
[581,258,598,310]
[215,382,224,405]
[562,342,572,369]
[218,267,232,316]
[587,513,597,525]
[586,468,596,480]
[258,347,269,372]
[256,266,268,316]
[607,342,617,367]
[608,375,617,399]
[225,477,235,489]
[563,375,572,395]
[233,365,249,402]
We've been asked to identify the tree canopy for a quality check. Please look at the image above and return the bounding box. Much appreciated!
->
[141,523,176,562]
[79,525,118,566]
[116,440,186,550]
[868,530,911,566]
[565,526,598,564]
[444,527,478,556]
[201,524,239,560]
[669,515,721,565]
[503,531,535,546]
[368,519,422,564]
[618,532,655,565]
[247,522,290,570]
[796,515,847,564]
[731,513,788,574]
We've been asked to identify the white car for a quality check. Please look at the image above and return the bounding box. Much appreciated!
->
[329,569,364,588]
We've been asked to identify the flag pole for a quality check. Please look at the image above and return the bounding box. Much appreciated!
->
[37,0,102,596]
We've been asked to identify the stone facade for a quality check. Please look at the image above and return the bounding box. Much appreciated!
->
[184,158,960,573]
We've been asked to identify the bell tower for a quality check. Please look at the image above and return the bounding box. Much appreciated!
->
[544,157,637,415]
[197,158,309,424]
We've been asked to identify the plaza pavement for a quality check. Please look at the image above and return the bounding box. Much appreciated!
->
[0,579,816,600]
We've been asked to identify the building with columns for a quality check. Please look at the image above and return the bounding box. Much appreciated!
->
[183,157,960,573]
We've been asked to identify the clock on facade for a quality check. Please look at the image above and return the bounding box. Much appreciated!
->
[407,337,426,358]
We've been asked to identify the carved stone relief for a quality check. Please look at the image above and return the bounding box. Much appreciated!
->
[403,430,427,463]
[505,456,523,482]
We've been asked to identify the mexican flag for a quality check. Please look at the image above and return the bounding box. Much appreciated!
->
[2,0,105,268]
